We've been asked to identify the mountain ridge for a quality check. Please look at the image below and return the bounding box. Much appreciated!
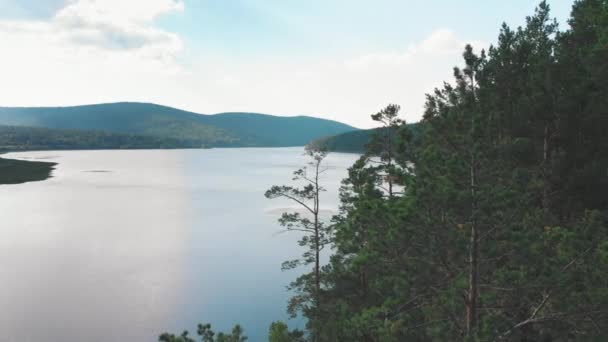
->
[0,102,357,148]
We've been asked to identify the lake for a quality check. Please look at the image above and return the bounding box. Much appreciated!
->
[0,148,359,342]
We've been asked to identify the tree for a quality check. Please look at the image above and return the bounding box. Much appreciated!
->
[316,1,608,340]
[265,146,330,339]
[268,321,305,342]
[367,104,407,198]
[159,323,246,342]
[161,2,608,340]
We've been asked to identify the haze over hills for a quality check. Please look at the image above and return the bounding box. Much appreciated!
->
[0,102,357,149]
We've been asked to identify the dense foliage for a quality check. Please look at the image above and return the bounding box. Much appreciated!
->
[164,1,608,340]
[0,125,207,151]
[0,102,356,148]
[159,323,247,342]
[304,1,608,340]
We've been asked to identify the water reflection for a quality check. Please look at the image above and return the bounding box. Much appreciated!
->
[0,148,358,341]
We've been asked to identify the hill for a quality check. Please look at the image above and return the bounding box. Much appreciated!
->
[0,103,356,148]
[309,128,376,153]
[310,123,419,153]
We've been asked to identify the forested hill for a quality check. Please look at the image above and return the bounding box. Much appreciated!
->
[0,125,205,152]
[309,123,419,153]
[0,103,356,148]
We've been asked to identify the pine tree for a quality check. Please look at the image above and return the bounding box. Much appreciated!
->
[265,146,330,340]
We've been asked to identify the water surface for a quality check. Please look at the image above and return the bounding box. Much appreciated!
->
[0,148,358,342]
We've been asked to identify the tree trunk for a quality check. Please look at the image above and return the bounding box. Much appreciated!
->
[314,228,320,299]
[466,157,479,337]
[313,160,321,342]
[314,160,321,302]
[386,125,394,198]
[467,77,479,337]
[542,123,551,213]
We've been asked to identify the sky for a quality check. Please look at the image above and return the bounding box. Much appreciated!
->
[0,0,575,128]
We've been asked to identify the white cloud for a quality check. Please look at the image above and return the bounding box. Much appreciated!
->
[1,0,184,51]
[57,0,184,24]
[0,0,482,129]
[54,0,183,50]
[179,29,484,127]
[0,0,184,109]
[345,29,467,69]
[0,0,184,69]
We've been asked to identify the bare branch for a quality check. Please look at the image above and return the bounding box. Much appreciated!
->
[275,193,315,215]
[286,228,317,233]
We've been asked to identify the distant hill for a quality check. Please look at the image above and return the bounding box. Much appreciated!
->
[309,128,376,153]
[310,123,419,153]
[0,102,357,148]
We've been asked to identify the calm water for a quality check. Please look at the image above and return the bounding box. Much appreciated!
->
[0,148,358,342]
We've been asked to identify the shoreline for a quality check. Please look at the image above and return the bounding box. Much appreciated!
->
[0,146,358,186]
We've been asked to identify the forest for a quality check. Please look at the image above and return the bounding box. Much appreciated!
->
[161,1,607,341]
[0,125,207,151]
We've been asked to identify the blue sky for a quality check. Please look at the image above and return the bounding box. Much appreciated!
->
[159,0,572,58]
[0,0,575,127]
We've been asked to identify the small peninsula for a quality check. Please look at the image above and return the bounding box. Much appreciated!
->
[0,157,56,185]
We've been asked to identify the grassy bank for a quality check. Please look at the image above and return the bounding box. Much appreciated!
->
[0,157,56,185]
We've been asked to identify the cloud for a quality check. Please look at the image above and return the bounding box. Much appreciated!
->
[57,0,184,24]
[345,29,480,69]
[0,0,482,129]
[0,0,188,124]
[0,0,183,53]
[0,0,184,103]
[53,0,183,50]
[182,29,483,127]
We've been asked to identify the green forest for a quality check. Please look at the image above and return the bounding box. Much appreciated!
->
[0,125,209,151]
[161,1,608,341]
